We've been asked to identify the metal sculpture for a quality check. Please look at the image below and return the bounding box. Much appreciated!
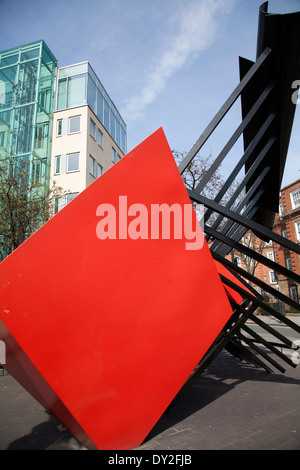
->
[0,2,299,450]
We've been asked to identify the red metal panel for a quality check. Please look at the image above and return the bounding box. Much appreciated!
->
[0,128,233,450]
[214,260,253,304]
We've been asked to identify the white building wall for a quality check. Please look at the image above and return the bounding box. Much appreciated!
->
[50,105,124,211]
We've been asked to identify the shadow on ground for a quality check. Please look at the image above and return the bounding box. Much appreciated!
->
[5,349,300,450]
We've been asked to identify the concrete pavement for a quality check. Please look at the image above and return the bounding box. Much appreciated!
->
[0,316,299,450]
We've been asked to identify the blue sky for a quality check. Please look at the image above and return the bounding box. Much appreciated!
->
[0,0,299,187]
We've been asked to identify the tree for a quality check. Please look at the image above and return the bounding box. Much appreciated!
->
[173,150,242,227]
[0,158,65,261]
[172,150,223,199]
[237,231,267,277]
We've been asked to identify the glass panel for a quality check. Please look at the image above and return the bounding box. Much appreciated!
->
[18,60,39,104]
[97,128,102,147]
[39,60,55,114]
[87,76,96,113]
[35,122,49,150]
[89,155,95,176]
[104,99,109,130]
[66,192,79,203]
[11,104,35,154]
[96,88,103,123]
[0,54,18,66]
[42,47,56,72]
[0,67,17,110]
[110,110,115,140]
[20,48,40,61]
[67,152,79,172]
[0,109,11,158]
[121,127,126,154]
[58,68,68,79]
[90,119,96,139]
[57,119,62,136]
[57,78,67,110]
[32,160,41,186]
[88,63,97,85]
[292,189,300,208]
[69,115,81,133]
[68,63,88,76]
[55,197,59,214]
[96,163,102,178]
[115,119,120,148]
[0,131,5,148]
[55,156,60,174]
[67,73,86,108]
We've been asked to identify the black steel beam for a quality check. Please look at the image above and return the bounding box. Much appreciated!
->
[178,47,273,174]
[189,188,300,254]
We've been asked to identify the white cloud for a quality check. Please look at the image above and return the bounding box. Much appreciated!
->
[121,0,236,121]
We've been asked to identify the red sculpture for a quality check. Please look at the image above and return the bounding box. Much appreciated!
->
[0,128,233,449]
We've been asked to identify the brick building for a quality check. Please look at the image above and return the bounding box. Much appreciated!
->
[229,178,300,307]
[272,178,300,303]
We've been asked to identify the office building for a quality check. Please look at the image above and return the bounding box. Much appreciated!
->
[0,40,127,211]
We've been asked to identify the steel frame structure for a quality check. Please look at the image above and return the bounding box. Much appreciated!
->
[176,3,300,389]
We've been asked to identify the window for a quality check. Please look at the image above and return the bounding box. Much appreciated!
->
[286,258,293,271]
[68,115,81,134]
[281,229,288,239]
[96,163,102,178]
[291,188,300,210]
[295,221,300,242]
[279,203,284,216]
[35,123,49,149]
[104,100,109,130]
[55,156,61,174]
[66,192,79,204]
[110,111,115,140]
[39,88,51,112]
[243,235,251,246]
[57,119,63,136]
[67,152,79,172]
[97,128,103,147]
[112,147,116,163]
[89,155,102,178]
[0,131,5,148]
[290,286,298,302]
[266,251,275,261]
[32,161,41,186]
[90,119,96,140]
[89,155,95,176]
[54,197,59,214]
[87,76,96,113]
[67,74,86,108]
[269,271,277,284]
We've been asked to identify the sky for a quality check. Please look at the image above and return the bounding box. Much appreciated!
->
[0,0,300,187]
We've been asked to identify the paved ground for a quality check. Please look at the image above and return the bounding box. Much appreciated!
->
[0,316,300,451]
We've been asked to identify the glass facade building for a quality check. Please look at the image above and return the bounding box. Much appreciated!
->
[56,62,127,154]
[0,40,57,186]
[0,40,127,192]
